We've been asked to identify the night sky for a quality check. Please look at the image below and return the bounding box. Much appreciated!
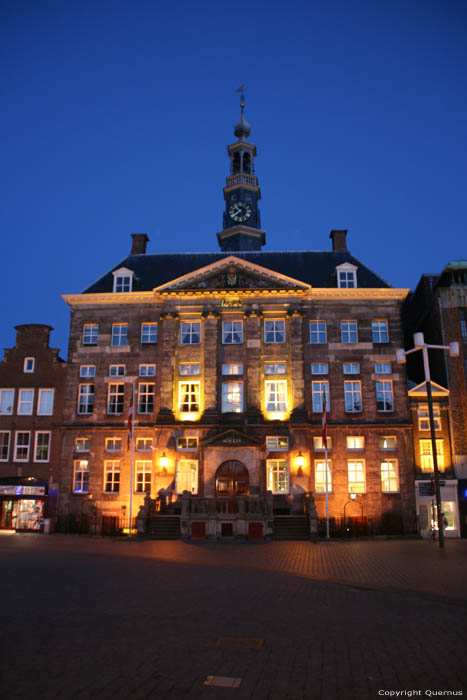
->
[2,0,466,359]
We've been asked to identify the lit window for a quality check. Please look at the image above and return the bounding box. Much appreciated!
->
[107,384,124,414]
[175,460,198,494]
[105,438,122,452]
[264,320,285,343]
[104,461,120,493]
[315,460,332,493]
[82,324,98,345]
[139,364,156,377]
[109,364,125,377]
[0,389,14,415]
[18,389,34,415]
[135,461,152,493]
[313,436,332,451]
[311,363,328,375]
[73,460,89,493]
[265,380,287,412]
[381,460,399,492]
[309,321,327,344]
[312,381,329,413]
[418,404,441,431]
[266,436,289,450]
[24,358,35,373]
[135,438,152,452]
[372,320,389,343]
[114,276,132,293]
[0,432,10,461]
[222,321,243,344]
[141,323,158,344]
[375,363,391,374]
[264,363,286,375]
[341,321,358,344]
[111,324,128,347]
[222,382,243,413]
[38,389,54,415]
[14,432,30,461]
[344,381,362,413]
[222,364,243,375]
[420,439,444,472]
[138,383,155,414]
[80,365,96,378]
[348,461,366,493]
[267,459,289,494]
[75,438,91,452]
[347,436,365,450]
[180,322,201,345]
[376,381,394,412]
[179,382,200,413]
[380,436,397,450]
[343,363,360,374]
[179,364,201,376]
[176,437,199,451]
[34,432,51,462]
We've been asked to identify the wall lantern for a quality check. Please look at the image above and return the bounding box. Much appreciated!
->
[159,452,169,469]
[296,451,305,476]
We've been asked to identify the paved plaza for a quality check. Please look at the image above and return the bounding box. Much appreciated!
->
[1,534,466,700]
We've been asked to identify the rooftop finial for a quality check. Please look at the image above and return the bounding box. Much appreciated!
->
[236,85,245,113]
[234,85,251,140]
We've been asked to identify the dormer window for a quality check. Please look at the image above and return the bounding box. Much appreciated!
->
[24,358,35,373]
[336,263,358,289]
[112,267,134,293]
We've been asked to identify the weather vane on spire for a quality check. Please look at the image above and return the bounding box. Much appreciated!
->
[236,85,245,112]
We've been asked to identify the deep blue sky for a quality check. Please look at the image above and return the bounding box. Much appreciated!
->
[2,0,466,360]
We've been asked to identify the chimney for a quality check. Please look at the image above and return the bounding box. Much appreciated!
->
[131,233,149,255]
[15,324,53,348]
[329,229,348,251]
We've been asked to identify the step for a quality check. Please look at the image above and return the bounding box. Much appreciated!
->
[147,516,181,539]
[274,516,310,540]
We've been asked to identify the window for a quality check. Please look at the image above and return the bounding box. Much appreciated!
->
[264,320,285,343]
[222,382,243,413]
[372,320,389,343]
[312,381,329,413]
[337,265,357,288]
[179,364,201,376]
[114,275,132,293]
[179,382,200,413]
[18,389,34,415]
[109,364,125,377]
[107,384,124,414]
[175,460,198,494]
[265,380,287,413]
[376,381,394,412]
[315,460,332,493]
[0,389,14,415]
[0,432,10,461]
[104,461,120,493]
[80,365,96,378]
[311,363,328,375]
[266,436,289,450]
[418,404,441,431]
[341,321,358,344]
[313,436,332,451]
[14,432,30,461]
[34,432,51,462]
[139,364,156,377]
[264,363,286,375]
[135,461,152,493]
[222,321,243,344]
[105,438,122,452]
[176,437,199,451]
[38,389,54,415]
[222,364,243,375]
[138,383,155,414]
[136,438,153,452]
[381,460,399,492]
[461,318,467,338]
[347,436,365,450]
[309,321,327,344]
[374,363,391,375]
[267,459,289,494]
[82,324,98,345]
[73,460,89,493]
[75,438,91,452]
[180,322,201,345]
[24,358,35,373]
[343,363,360,374]
[111,324,128,347]
[380,436,397,450]
[141,323,158,344]
[348,461,366,493]
[420,439,444,472]
[344,381,362,412]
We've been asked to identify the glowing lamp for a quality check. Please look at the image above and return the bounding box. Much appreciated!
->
[296,451,305,468]
[159,452,169,469]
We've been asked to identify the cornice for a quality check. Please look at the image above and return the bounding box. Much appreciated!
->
[308,288,410,301]
[62,292,155,307]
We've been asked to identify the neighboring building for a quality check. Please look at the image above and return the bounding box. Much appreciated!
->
[0,325,66,531]
[58,105,416,538]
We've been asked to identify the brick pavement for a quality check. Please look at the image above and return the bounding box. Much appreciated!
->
[0,534,466,700]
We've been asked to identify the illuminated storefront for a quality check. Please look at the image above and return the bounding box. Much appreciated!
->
[0,478,49,532]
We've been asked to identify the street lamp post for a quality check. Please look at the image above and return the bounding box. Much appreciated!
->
[396,332,459,549]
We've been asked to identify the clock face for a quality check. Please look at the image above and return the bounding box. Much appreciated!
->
[229,201,252,223]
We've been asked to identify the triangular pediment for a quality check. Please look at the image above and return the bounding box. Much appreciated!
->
[201,428,264,448]
[154,256,310,293]
[408,381,449,397]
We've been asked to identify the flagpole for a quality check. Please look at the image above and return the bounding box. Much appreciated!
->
[321,386,330,540]
[128,381,136,538]
[325,445,330,540]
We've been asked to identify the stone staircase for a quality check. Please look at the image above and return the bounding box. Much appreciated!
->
[146,515,181,540]
[274,515,310,540]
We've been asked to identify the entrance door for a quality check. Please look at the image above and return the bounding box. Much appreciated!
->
[215,461,249,497]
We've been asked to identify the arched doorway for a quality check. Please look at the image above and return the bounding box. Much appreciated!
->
[215,461,249,497]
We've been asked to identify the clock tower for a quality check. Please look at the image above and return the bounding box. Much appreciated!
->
[217,93,266,251]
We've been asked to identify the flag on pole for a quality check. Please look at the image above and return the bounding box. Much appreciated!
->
[127,389,134,450]
[321,387,327,449]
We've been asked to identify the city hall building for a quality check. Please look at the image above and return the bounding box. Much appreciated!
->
[59,105,415,538]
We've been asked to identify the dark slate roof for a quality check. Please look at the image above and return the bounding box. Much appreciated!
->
[83,250,391,293]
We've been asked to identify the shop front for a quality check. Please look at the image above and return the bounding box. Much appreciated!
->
[0,478,49,532]
[415,479,460,538]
